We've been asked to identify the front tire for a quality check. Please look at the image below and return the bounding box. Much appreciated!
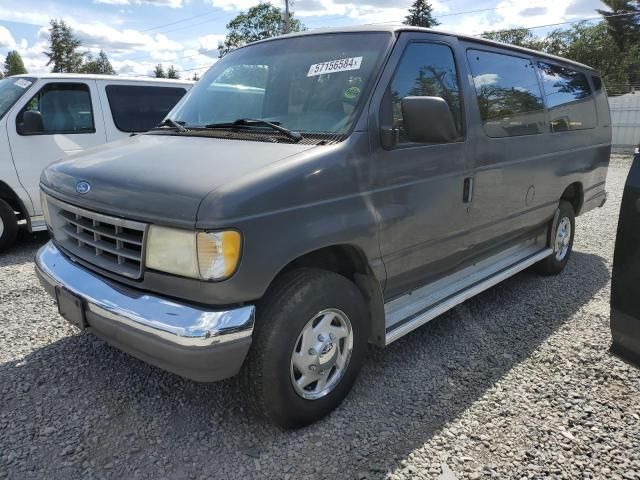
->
[0,199,18,252]
[242,268,369,429]
[534,199,575,275]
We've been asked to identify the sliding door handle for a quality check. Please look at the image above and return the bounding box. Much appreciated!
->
[463,177,474,203]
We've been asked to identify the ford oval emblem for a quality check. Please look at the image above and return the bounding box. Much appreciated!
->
[76,181,91,194]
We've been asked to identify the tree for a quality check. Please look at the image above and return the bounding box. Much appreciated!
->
[544,21,633,87]
[3,51,27,77]
[45,19,84,73]
[218,3,305,57]
[154,64,166,78]
[597,0,640,50]
[166,65,180,79]
[482,28,547,51]
[403,0,439,28]
[80,50,115,75]
[191,72,200,81]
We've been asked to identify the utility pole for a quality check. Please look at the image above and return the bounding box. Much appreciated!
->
[283,0,291,34]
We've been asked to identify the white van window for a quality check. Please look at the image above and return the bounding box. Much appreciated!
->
[389,42,463,144]
[17,83,94,135]
[467,49,545,138]
[105,85,187,132]
[537,62,597,132]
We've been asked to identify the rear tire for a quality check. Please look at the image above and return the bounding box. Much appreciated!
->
[0,199,18,252]
[534,199,575,275]
[242,268,369,429]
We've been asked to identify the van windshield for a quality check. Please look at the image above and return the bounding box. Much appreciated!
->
[168,33,392,136]
[0,77,36,120]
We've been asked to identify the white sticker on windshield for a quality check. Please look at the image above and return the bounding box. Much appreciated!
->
[307,56,363,77]
[14,79,32,89]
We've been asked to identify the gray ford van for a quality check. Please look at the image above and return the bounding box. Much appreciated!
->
[35,26,611,428]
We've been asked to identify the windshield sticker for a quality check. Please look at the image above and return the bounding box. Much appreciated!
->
[343,86,361,100]
[307,57,363,77]
[14,79,32,89]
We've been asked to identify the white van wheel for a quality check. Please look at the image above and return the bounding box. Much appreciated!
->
[0,199,19,252]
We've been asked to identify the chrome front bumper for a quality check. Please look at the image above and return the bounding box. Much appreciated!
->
[35,241,255,382]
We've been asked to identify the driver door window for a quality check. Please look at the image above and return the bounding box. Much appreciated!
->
[387,42,463,144]
[17,83,95,135]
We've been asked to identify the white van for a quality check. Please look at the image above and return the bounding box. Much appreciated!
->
[0,74,192,250]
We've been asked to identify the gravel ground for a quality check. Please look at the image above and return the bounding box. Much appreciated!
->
[1,155,639,480]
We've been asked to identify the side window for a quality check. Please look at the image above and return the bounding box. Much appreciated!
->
[388,42,463,144]
[106,85,187,132]
[537,62,596,132]
[467,49,545,138]
[592,75,603,92]
[17,83,94,135]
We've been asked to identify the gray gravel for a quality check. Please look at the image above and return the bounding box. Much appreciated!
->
[1,155,640,480]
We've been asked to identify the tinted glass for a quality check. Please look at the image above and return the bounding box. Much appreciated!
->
[106,85,187,132]
[537,62,596,132]
[18,83,94,134]
[0,77,35,120]
[169,33,392,134]
[592,75,603,92]
[389,42,463,143]
[467,49,545,137]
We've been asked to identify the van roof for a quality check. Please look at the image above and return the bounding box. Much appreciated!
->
[10,73,194,85]
[255,25,597,73]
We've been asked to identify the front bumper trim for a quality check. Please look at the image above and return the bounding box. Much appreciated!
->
[35,242,255,348]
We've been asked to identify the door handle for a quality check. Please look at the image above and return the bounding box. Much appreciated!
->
[463,177,474,203]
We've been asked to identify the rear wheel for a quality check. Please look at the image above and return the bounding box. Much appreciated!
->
[242,268,369,428]
[534,199,575,275]
[0,199,18,252]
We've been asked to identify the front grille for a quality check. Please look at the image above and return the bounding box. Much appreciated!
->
[46,196,147,279]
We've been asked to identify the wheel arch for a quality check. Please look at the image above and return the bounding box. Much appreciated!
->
[560,182,583,216]
[276,243,387,347]
[0,180,28,219]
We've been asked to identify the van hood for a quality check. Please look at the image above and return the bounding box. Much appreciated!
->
[40,133,316,227]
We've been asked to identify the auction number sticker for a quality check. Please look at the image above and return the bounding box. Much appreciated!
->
[14,79,32,89]
[307,56,363,77]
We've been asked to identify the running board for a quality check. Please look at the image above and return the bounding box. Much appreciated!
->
[384,237,553,345]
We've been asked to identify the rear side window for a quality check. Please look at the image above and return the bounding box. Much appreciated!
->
[592,75,603,92]
[537,62,596,132]
[105,85,187,132]
[389,42,463,144]
[17,82,95,135]
[467,49,545,138]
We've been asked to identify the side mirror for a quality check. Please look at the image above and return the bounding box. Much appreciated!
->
[401,96,458,144]
[18,110,44,135]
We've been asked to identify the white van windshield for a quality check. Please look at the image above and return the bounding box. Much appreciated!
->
[0,77,36,120]
[169,33,392,135]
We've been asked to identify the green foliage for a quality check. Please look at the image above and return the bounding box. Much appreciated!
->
[481,28,546,51]
[597,0,640,50]
[45,19,84,73]
[80,50,115,75]
[545,21,634,87]
[167,65,180,79]
[3,51,27,76]
[154,64,166,78]
[403,0,439,28]
[218,3,305,57]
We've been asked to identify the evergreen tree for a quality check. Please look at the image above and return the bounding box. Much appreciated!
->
[3,51,27,77]
[81,50,115,75]
[45,19,84,73]
[404,0,440,28]
[166,65,180,79]
[154,64,166,78]
[192,72,200,81]
[218,3,305,57]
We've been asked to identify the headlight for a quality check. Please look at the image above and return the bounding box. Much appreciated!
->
[145,225,241,281]
[40,191,51,227]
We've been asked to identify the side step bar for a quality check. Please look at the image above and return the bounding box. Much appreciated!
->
[384,239,553,345]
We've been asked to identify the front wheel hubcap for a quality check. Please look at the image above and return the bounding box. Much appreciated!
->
[290,308,354,400]
[554,217,571,261]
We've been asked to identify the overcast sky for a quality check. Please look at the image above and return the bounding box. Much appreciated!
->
[0,0,606,78]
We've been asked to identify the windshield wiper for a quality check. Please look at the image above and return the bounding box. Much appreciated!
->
[204,118,303,142]
[155,118,187,132]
